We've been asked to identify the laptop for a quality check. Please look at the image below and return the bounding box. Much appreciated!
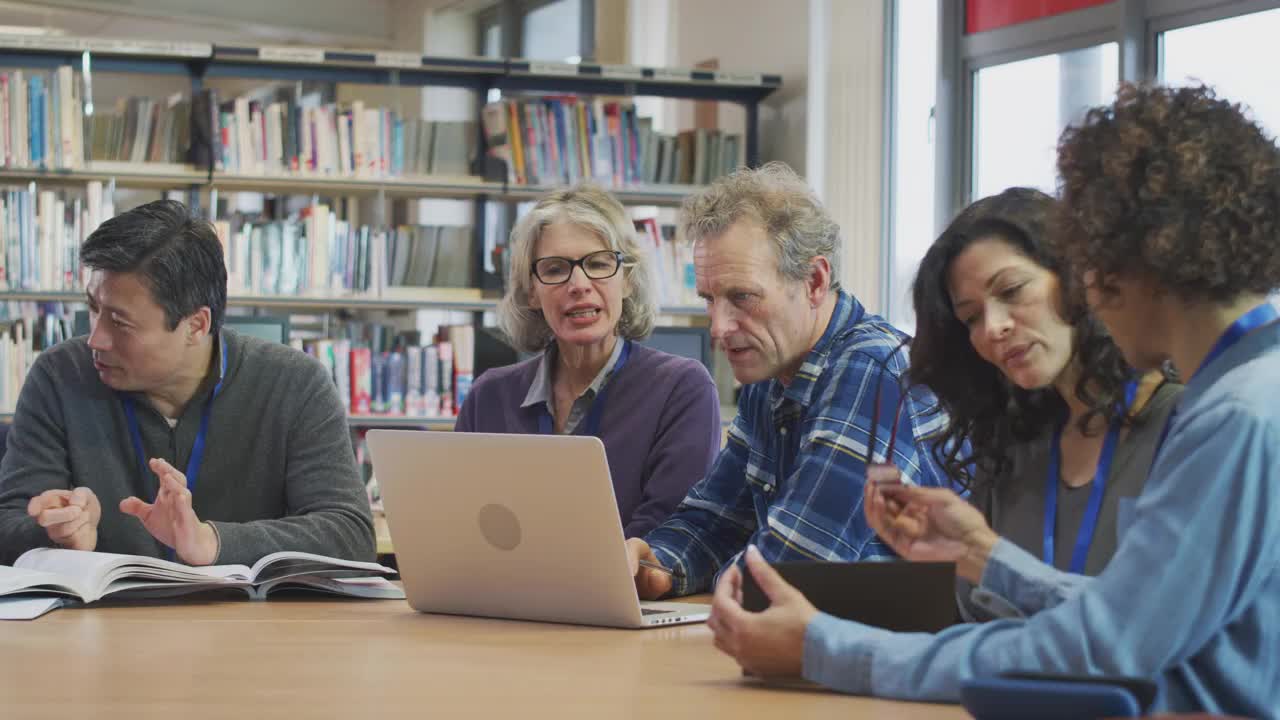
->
[367,430,710,629]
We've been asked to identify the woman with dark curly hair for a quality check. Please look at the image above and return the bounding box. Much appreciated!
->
[908,187,1179,619]
[705,84,1280,717]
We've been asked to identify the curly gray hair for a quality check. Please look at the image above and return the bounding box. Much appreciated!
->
[498,183,658,352]
[680,161,841,288]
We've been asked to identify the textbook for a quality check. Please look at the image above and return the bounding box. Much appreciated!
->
[0,547,403,619]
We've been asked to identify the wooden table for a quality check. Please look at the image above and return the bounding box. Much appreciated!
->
[0,596,969,719]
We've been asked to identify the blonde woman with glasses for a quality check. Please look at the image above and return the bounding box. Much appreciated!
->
[455,184,721,538]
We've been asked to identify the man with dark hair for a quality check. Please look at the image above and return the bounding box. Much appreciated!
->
[0,199,374,565]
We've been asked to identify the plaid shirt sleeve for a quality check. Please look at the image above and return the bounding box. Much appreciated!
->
[646,345,950,596]
[645,407,760,597]
[751,349,948,564]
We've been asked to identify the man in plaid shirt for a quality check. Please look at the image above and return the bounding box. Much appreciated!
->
[627,163,950,598]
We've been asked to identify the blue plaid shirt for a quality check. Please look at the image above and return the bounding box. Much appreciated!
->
[646,291,950,595]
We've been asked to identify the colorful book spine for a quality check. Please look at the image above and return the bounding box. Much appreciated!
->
[349,347,372,414]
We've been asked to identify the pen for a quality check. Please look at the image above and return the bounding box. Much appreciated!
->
[639,559,684,579]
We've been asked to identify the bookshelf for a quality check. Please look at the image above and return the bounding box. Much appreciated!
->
[0,290,498,313]
[0,406,734,430]
[0,290,703,315]
[0,411,456,428]
[0,166,702,207]
[0,34,776,422]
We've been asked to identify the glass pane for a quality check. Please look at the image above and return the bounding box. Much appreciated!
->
[1160,8,1280,135]
[887,0,939,332]
[522,0,582,61]
[483,23,502,58]
[972,43,1118,200]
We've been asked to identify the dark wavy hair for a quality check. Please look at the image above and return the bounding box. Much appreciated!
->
[909,188,1135,490]
[1053,83,1280,301]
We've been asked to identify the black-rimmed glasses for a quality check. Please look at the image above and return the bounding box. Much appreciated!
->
[533,250,624,285]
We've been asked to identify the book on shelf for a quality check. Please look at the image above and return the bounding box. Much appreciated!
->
[215,213,475,297]
[2,183,476,299]
[633,217,697,307]
[0,180,113,292]
[482,96,741,188]
[0,67,85,171]
[0,547,403,620]
[300,321,475,420]
[86,92,192,166]
[2,64,479,181]
[209,86,476,180]
[0,314,38,413]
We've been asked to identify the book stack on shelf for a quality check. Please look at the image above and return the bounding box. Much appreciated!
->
[0,67,85,171]
[214,204,475,298]
[0,306,71,413]
[88,93,192,166]
[1,183,483,304]
[5,65,485,189]
[300,322,474,423]
[0,180,113,291]
[206,87,475,180]
[482,97,742,188]
[633,217,698,308]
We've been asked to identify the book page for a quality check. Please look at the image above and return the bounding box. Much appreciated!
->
[14,548,140,600]
[248,551,394,583]
[0,596,67,620]
[0,565,90,601]
[253,576,404,600]
[16,548,251,600]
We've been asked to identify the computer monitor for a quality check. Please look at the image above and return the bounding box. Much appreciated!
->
[637,326,713,372]
[224,316,290,344]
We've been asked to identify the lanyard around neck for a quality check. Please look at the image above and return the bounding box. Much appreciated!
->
[538,339,631,437]
[1043,379,1137,574]
[1152,302,1280,460]
[121,334,227,502]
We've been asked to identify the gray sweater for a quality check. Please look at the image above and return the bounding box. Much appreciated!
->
[0,328,374,566]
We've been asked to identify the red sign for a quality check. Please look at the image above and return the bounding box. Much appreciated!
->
[967,0,1113,34]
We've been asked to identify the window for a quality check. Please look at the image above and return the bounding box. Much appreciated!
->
[972,43,1117,199]
[1160,7,1280,135]
[522,0,582,61]
[475,0,589,62]
[886,0,939,331]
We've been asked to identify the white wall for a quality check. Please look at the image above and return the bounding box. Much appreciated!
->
[631,0,809,173]
[4,0,406,46]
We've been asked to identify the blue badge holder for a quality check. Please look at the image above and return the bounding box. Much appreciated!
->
[960,672,1156,720]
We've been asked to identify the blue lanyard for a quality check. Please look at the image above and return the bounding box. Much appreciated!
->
[1044,379,1137,573]
[1153,302,1280,457]
[1191,302,1279,383]
[538,339,630,437]
[122,335,227,503]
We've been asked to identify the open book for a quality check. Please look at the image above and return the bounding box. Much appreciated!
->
[1,547,403,619]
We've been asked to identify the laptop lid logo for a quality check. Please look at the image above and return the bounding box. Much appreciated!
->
[478,503,522,551]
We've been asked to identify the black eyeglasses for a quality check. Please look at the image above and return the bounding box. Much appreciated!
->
[532,250,624,285]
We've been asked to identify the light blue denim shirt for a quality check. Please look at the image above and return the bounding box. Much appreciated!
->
[802,321,1280,718]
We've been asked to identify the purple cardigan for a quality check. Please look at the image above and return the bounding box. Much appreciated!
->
[455,343,721,537]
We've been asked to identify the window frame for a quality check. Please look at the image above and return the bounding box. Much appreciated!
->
[882,0,1280,327]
